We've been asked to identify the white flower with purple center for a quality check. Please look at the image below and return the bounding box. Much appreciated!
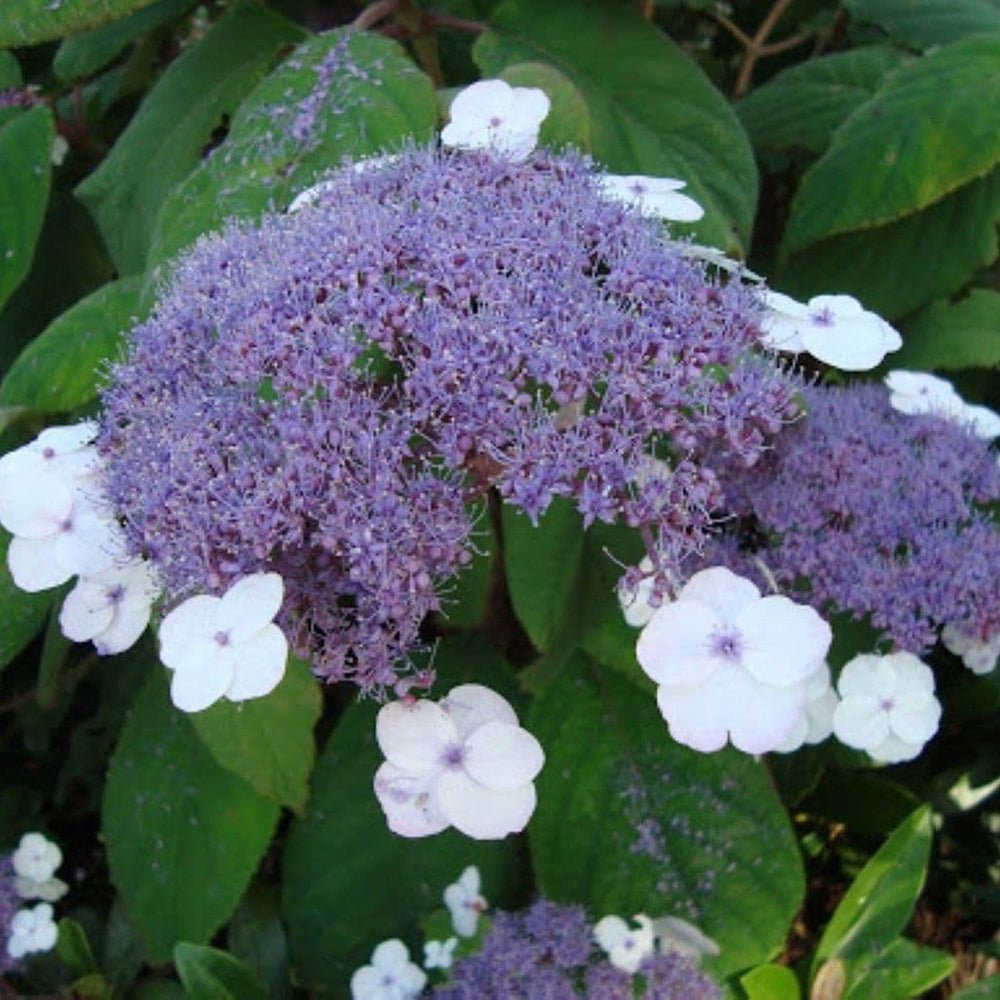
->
[941,623,1000,675]
[593,913,655,974]
[350,939,427,1000]
[444,865,487,937]
[158,572,289,713]
[11,833,67,903]
[373,683,544,840]
[60,559,160,656]
[636,566,832,754]
[597,173,704,222]
[885,370,1000,440]
[441,79,550,161]
[423,937,458,971]
[832,652,941,764]
[759,291,902,371]
[6,902,58,960]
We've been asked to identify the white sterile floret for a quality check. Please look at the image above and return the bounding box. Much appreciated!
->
[441,79,550,162]
[652,916,720,962]
[444,865,488,937]
[350,939,427,1000]
[775,663,839,753]
[423,937,458,971]
[11,832,67,902]
[885,370,1000,440]
[6,903,58,960]
[618,556,657,628]
[158,572,289,713]
[593,914,656,974]
[373,683,544,840]
[60,559,160,656]
[597,173,704,222]
[833,652,942,764]
[759,291,901,371]
[636,567,831,754]
[941,624,1000,675]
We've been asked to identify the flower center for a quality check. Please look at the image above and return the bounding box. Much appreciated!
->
[810,306,836,327]
[488,115,503,127]
[214,630,231,647]
[440,743,466,769]
[710,628,743,661]
[107,585,126,605]
[880,697,895,712]
[41,447,55,460]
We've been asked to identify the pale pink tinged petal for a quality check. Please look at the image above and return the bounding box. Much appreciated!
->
[8,535,72,591]
[889,693,941,744]
[437,769,537,839]
[739,596,831,685]
[593,915,630,952]
[225,624,288,701]
[836,654,884,697]
[636,601,720,687]
[169,654,234,713]
[655,190,704,222]
[219,572,283,640]
[158,595,219,654]
[655,680,729,753]
[964,403,1000,440]
[439,683,519,736]
[0,473,72,538]
[463,720,544,790]
[809,294,863,318]
[833,697,889,750]
[93,596,152,655]
[373,762,449,838]
[376,699,456,772]
[869,732,922,764]
[678,566,761,620]
[59,579,115,642]
[349,964,382,999]
[725,674,806,755]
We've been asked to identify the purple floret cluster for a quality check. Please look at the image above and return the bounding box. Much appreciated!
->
[0,857,20,975]
[706,382,1000,652]
[100,145,793,689]
[436,899,720,999]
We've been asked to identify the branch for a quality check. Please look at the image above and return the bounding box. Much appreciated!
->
[352,0,398,31]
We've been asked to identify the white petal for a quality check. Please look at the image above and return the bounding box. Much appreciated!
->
[677,566,761,619]
[636,601,721,687]
[94,588,155,656]
[724,674,807,755]
[0,472,72,538]
[833,697,889,750]
[59,578,116,642]
[868,732,923,764]
[738,595,831,686]
[169,647,234,713]
[885,651,935,693]
[963,403,1000,440]
[36,421,98,453]
[218,572,283,641]
[225,625,288,702]
[888,691,941,744]
[800,317,895,371]
[159,595,220,666]
[656,681,728,753]
[594,915,630,953]
[804,685,839,744]
[439,683,519,736]
[8,534,73,591]
[372,938,411,975]
[14,875,68,902]
[650,189,704,222]
[376,699,456,772]
[373,761,449,838]
[288,178,337,213]
[448,79,513,124]
[53,500,121,577]
[508,86,551,129]
[350,964,382,999]
[436,769,536,839]
[837,653,888,698]
[462,720,544,791]
[654,916,720,959]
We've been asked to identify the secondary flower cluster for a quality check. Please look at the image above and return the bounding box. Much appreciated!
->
[1,833,66,971]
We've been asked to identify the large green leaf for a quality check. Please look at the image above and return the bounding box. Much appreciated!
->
[950,977,1000,999]
[102,671,280,962]
[0,276,143,413]
[0,535,55,673]
[844,939,953,1000]
[740,964,800,1000]
[846,0,1000,51]
[894,289,1000,370]
[737,47,904,160]
[474,0,758,253]
[147,29,437,272]
[815,806,932,966]
[528,656,804,978]
[0,107,54,315]
[777,164,1000,318]
[281,633,527,995]
[173,943,268,1000]
[75,1,304,275]
[0,0,161,46]
[783,37,1000,257]
[189,659,321,814]
[0,51,21,89]
[227,884,291,1000]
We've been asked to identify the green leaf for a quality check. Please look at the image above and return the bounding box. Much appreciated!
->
[498,62,592,151]
[282,633,527,994]
[528,655,804,978]
[0,0,163,46]
[845,0,1000,51]
[949,976,1000,999]
[0,107,54,314]
[54,0,197,83]
[783,37,1000,256]
[740,964,801,1000]
[227,883,290,1000]
[777,164,1000,318]
[189,659,321,814]
[0,534,55,672]
[844,939,954,1000]
[102,671,280,962]
[57,918,99,977]
[173,943,268,1000]
[0,51,21,89]
[474,0,758,253]
[0,276,143,413]
[894,290,1000,370]
[75,1,304,275]
[148,29,437,271]
[737,47,905,160]
[815,806,933,966]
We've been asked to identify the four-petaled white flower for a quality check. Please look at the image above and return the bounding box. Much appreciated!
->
[441,79,550,162]
[593,913,655,974]
[885,370,1000,440]
[597,174,704,223]
[6,902,58,960]
[775,663,839,754]
[651,916,720,962]
[350,939,427,1000]
[941,624,1000,676]
[158,572,289,713]
[60,559,160,656]
[423,937,458,971]
[636,567,832,754]
[833,652,942,764]
[374,683,544,840]
[444,865,488,937]
[759,291,902,371]
[11,832,67,903]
